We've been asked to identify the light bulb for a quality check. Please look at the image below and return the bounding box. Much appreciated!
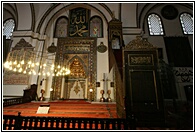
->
[47,72,50,76]
[66,70,71,75]
[9,61,12,65]
[33,71,36,75]
[17,64,20,68]
[21,60,24,64]
[4,62,9,68]
[18,68,23,72]
[9,67,13,70]
[13,61,17,65]
[28,61,32,65]
[31,63,35,67]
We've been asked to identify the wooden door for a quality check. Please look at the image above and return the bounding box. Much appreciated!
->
[124,50,165,126]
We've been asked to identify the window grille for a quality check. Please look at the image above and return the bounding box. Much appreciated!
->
[148,14,164,35]
[3,19,15,39]
[180,13,193,34]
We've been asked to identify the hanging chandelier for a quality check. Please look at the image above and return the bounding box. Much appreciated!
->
[3,48,71,77]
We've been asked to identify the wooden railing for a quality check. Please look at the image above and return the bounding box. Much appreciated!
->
[3,112,136,130]
[3,97,31,107]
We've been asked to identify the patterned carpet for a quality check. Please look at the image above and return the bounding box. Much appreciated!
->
[3,100,193,130]
[3,100,118,118]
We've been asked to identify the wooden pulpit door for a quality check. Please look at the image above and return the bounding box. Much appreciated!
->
[124,37,165,127]
[124,50,165,126]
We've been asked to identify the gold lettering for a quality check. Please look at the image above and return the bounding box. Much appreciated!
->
[80,16,85,23]
[71,17,77,24]
[70,25,88,37]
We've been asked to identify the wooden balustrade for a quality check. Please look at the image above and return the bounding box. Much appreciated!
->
[3,84,38,107]
[3,112,136,130]
[3,97,31,107]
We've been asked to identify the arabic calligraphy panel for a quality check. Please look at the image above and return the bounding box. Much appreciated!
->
[128,54,154,66]
[69,7,90,37]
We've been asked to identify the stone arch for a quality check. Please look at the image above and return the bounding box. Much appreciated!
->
[16,3,32,30]
[36,3,113,35]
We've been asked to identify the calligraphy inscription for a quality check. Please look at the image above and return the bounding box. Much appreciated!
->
[130,55,152,65]
[69,8,89,37]
[173,67,193,82]
[64,46,90,52]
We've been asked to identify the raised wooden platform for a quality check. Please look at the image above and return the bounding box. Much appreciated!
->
[3,99,118,118]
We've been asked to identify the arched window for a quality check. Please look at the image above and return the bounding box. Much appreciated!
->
[180,13,193,34]
[148,14,164,35]
[3,19,15,39]
[55,17,68,37]
[90,16,103,37]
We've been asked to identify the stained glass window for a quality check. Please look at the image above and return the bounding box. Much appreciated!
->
[180,13,193,34]
[148,14,164,35]
[55,17,68,37]
[3,19,15,39]
[90,16,103,37]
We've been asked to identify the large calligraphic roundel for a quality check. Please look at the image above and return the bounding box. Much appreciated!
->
[161,5,178,20]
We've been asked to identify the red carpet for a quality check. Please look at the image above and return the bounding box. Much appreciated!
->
[3,100,118,118]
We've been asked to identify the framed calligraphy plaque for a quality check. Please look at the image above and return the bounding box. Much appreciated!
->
[69,7,90,37]
[128,54,153,66]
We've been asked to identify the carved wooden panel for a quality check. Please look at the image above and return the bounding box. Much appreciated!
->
[124,36,164,126]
